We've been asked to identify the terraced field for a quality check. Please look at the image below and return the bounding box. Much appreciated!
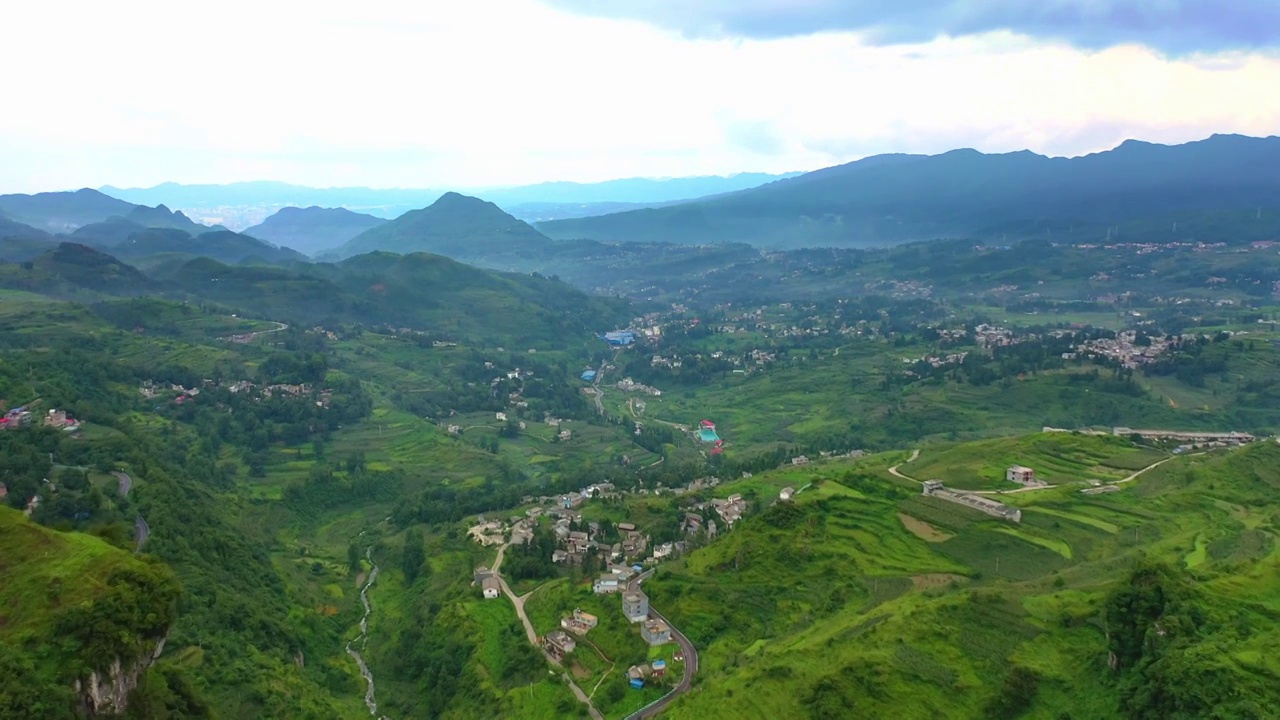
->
[910,432,1169,490]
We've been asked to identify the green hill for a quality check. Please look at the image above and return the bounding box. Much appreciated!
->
[643,438,1280,719]
[126,229,307,265]
[0,215,59,261]
[155,249,628,345]
[68,217,150,247]
[334,192,553,261]
[0,242,155,296]
[540,134,1280,249]
[0,507,187,718]
[244,206,388,256]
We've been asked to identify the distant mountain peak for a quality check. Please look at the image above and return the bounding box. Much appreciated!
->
[243,205,387,257]
[335,191,550,260]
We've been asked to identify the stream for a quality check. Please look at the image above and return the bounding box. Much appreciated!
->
[347,544,386,718]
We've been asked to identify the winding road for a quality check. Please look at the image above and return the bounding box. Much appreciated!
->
[625,572,699,720]
[113,471,132,497]
[222,320,289,342]
[887,449,922,484]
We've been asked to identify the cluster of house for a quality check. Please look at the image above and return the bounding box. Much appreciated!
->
[543,608,601,661]
[973,324,1019,349]
[922,480,1022,523]
[615,378,662,396]
[905,351,970,370]
[623,591,671,645]
[140,378,331,407]
[709,493,747,527]
[1067,330,1189,369]
[627,659,667,690]
[1,407,80,432]
[861,278,933,299]
[467,519,509,547]
[681,511,718,538]
[1112,427,1257,452]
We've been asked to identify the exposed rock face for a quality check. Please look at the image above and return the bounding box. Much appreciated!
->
[74,635,167,717]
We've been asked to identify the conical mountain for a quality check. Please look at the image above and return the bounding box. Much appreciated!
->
[335,192,551,260]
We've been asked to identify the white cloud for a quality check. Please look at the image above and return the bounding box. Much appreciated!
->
[2,0,1279,192]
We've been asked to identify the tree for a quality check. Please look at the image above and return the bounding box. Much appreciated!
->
[348,543,362,574]
[402,529,425,584]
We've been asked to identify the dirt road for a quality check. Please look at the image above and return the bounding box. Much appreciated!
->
[493,544,603,719]
[887,449,922,484]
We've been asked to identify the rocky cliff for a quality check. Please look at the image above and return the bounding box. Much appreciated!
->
[74,634,168,716]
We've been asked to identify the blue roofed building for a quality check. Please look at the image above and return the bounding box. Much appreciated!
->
[603,331,636,346]
[581,369,597,382]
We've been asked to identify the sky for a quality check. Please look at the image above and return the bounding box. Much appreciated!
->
[2,0,1279,193]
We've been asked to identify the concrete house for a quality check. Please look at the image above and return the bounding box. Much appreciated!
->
[623,591,649,623]
[593,576,621,594]
[1006,465,1037,485]
[641,620,671,646]
[544,631,576,660]
[481,577,501,599]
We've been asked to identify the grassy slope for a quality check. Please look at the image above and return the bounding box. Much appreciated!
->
[641,436,1280,719]
[0,506,154,642]
[908,432,1169,490]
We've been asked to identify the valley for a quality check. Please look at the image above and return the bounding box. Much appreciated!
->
[2,136,1280,719]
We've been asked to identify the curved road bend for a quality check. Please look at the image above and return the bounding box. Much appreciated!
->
[886,449,922,484]
[625,572,699,720]
[113,471,132,497]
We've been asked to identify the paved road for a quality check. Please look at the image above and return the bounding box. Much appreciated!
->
[133,515,150,553]
[113,471,132,497]
[222,320,289,342]
[625,571,699,720]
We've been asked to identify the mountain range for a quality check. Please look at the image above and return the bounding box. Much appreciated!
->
[538,134,1280,248]
[0,189,305,265]
[97,172,803,227]
[9,134,1280,266]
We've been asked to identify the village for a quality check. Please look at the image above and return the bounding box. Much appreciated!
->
[463,466,759,696]
[138,378,334,408]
